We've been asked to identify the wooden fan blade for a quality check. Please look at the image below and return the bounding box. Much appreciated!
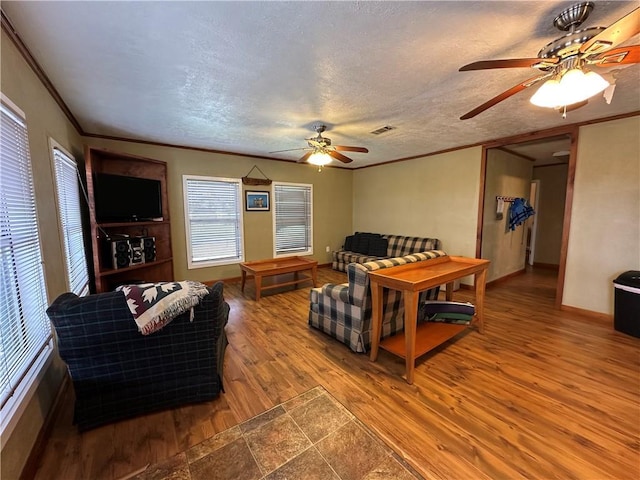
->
[329,151,353,163]
[460,74,551,120]
[580,7,640,55]
[459,58,558,71]
[297,151,313,163]
[589,45,640,66]
[334,146,369,153]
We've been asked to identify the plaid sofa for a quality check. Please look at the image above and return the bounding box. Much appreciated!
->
[46,281,229,431]
[332,233,441,272]
[309,250,447,353]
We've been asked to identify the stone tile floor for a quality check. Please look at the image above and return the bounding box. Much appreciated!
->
[128,386,422,480]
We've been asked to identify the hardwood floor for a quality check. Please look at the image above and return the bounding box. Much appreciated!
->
[32,267,639,480]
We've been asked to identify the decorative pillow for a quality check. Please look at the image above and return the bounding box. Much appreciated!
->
[369,237,388,257]
[352,233,370,254]
[344,235,354,251]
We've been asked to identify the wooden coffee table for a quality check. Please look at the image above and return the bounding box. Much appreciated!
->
[240,256,318,301]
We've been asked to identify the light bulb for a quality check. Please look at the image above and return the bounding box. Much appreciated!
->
[308,151,332,166]
[530,79,562,108]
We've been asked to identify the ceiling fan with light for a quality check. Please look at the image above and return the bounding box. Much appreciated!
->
[458,2,640,119]
[270,124,368,168]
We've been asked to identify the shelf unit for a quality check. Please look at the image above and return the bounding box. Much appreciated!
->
[85,147,174,293]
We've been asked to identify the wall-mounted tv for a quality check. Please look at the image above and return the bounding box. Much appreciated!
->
[94,173,162,223]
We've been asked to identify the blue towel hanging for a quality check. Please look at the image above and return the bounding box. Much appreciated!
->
[508,197,535,231]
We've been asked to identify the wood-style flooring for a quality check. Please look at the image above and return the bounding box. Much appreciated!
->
[31,267,640,480]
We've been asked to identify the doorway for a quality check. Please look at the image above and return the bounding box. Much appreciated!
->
[477,130,576,305]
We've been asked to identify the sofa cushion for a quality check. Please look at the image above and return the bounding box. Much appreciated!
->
[369,237,388,257]
[351,233,369,254]
[344,235,354,251]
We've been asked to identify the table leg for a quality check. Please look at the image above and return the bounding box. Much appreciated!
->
[311,265,317,287]
[446,281,453,301]
[475,268,487,334]
[369,280,384,362]
[255,275,262,301]
[403,290,419,384]
[241,270,247,292]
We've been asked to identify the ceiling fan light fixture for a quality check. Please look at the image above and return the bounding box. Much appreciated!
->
[530,67,609,108]
[530,78,563,108]
[307,151,332,166]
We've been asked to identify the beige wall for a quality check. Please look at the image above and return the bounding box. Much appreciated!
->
[352,147,482,284]
[482,149,532,282]
[83,139,354,282]
[532,164,568,266]
[564,117,640,314]
[1,30,82,480]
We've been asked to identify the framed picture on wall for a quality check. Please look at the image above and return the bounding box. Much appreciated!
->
[245,191,270,211]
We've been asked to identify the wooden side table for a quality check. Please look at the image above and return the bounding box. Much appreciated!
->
[369,255,490,384]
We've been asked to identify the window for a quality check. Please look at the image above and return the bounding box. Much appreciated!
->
[51,141,90,296]
[183,175,244,268]
[0,95,51,415]
[273,182,313,257]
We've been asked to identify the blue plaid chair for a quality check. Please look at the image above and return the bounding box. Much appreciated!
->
[46,281,229,431]
[309,250,447,352]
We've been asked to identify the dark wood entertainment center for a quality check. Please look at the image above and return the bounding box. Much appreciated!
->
[85,147,174,293]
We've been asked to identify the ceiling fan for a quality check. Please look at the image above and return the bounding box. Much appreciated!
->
[270,124,368,166]
[459,2,640,119]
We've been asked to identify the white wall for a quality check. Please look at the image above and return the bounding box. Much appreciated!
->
[532,164,568,266]
[482,149,532,282]
[353,147,482,284]
[564,117,640,314]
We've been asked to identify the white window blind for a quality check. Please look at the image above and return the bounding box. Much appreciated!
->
[183,176,244,268]
[0,98,51,410]
[273,182,313,256]
[52,144,90,296]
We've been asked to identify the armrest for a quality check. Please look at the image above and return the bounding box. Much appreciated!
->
[321,283,350,303]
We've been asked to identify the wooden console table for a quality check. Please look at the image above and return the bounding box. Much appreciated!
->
[369,255,490,384]
[240,256,317,301]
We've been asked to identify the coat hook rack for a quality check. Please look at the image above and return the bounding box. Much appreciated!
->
[496,195,518,203]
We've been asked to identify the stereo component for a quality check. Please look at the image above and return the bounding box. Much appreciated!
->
[109,239,132,270]
[105,236,156,270]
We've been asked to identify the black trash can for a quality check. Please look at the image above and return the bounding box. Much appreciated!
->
[613,271,640,338]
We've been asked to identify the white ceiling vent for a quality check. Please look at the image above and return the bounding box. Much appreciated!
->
[370,125,396,135]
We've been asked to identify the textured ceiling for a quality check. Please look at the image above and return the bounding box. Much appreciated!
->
[2,1,639,167]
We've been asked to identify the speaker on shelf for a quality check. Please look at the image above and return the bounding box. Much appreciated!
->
[109,239,132,269]
[128,237,145,266]
[142,236,156,263]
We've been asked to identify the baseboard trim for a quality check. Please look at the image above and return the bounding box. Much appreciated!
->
[20,374,70,480]
[487,268,526,288]
[559,304,613,324]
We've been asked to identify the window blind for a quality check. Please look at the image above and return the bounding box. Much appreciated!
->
[52,146,90,296]
[183,176,243,267]
[273,183,313,256]
[0,100,51,410]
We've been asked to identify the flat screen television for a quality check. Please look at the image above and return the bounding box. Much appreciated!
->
[94,173,162,223]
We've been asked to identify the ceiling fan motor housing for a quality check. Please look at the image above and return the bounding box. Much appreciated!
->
[554,2,594,31]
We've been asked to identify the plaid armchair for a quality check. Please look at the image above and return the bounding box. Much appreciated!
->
[46,281,229,431]
[309,250,447,352]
